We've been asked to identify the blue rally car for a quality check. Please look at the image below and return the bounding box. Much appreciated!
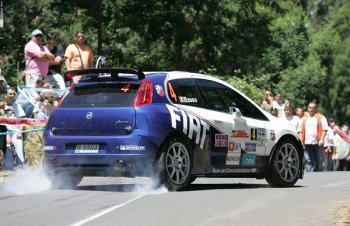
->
[43,68,304,190]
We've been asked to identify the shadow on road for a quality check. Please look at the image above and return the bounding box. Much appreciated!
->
[76,184,147,192]
[75,183,303,192]
[184,183,303,191]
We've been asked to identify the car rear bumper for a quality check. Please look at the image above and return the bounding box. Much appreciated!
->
[43,130,163,177]
[43,152,155,177]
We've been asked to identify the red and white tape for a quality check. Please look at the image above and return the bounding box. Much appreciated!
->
[0,117,47,126]
[334,128,350,145]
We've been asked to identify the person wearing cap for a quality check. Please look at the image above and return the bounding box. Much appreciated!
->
[24,29,55,87]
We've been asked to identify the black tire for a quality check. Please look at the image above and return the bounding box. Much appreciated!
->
[155,136,193,191]
[47,171,83,189]
[265,138,301,187]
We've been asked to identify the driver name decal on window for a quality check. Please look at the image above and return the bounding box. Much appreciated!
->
[179,96,198,103]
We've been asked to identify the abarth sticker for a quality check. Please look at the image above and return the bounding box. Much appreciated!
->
[154,85,165,97]
[270,130,276,141]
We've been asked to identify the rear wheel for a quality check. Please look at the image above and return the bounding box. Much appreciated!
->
[266,138,301,187]
[156,136,193,191]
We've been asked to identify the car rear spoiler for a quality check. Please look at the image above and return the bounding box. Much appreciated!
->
[64,68,145,81]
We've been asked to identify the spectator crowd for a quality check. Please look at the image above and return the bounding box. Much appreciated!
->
[261,90,350,172]
[0,29,93,170]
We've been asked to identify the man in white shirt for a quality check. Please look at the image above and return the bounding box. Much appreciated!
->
[272,92,285,119]
[298,102,328,172]
[283,105,300,133]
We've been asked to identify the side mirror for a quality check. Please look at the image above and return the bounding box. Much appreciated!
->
[229,107,242,117]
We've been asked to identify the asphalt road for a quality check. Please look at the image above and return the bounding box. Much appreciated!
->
[0,169,349,226]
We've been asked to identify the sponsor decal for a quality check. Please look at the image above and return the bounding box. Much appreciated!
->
[120,145,146,151]
[270,130,276,141]
[154,85,165,97]
[234,143,242,152]
[257,128,267,144]
[251,128,257,141]
[225,153,240,165]
[212,168,258,174]
[215,134,229,147]
[251,128,267,144]
[228,142,234,152]
[166,104,210,149]
[179,96,198,103]
[242,154,256,166]
[114,120,129,125]
[228,142,243,153]
[100,81,139,84]
[244,143,256,153]
[256,144,266,154]
[231,130,249,138]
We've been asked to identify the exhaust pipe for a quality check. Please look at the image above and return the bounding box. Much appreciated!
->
[114,160,126,172]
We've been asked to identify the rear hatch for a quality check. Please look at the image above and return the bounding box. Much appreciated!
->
[49,77,141,136]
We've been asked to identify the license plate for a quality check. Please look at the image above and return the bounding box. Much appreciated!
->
[75,144,99,154]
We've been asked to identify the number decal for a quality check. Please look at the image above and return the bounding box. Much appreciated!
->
[167,82,178,102]
[121,84,130,93]
[251,128,257,140]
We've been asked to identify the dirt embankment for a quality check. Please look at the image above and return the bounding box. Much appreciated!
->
[333,205,350,225]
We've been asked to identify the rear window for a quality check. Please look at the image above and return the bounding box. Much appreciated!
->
[60,80,141,108]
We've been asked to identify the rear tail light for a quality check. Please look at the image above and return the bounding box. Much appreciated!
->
[56,82,77,107]
[133,79,153,107]
[65,72,76,81]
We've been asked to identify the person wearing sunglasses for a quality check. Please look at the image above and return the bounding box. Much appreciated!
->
[24,29,55,88]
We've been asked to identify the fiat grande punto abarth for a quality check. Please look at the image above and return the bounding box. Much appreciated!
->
[43,68,304,190]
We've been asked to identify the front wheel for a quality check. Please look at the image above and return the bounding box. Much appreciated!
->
[265,138,301,187]
[155,136,193,191]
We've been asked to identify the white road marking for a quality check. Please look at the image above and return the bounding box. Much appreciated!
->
[70,195,145,226]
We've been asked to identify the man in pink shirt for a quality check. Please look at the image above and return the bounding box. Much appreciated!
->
[24,29,55,87]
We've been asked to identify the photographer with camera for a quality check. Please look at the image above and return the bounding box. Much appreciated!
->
[33,92,57,119]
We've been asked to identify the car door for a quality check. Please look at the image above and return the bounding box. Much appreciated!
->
[193,78,270,170]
